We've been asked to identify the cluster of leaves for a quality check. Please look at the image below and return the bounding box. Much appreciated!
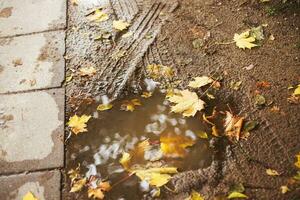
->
[68,164,111,199]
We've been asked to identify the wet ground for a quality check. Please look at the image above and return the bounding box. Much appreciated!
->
[65,0,300,199]
[66,92,214,199]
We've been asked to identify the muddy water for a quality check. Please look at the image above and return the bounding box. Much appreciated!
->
[66,92,214,199]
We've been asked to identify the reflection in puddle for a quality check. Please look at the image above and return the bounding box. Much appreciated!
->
[67,92,213,199]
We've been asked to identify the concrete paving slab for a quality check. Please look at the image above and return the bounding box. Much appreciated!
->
[0,0,66,37]
[0,88,64,174]
[0,170,61,200]
[0,31,65,94]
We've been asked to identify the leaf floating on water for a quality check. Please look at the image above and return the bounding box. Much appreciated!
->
[280,185,290,194]
[97,103,113,111]
[79,66,97,76]
[87,181,111,199]
[134,167,178,187]
[23,192,38,200]
[67,115,91,135]
[227,191,248,199]
[88,9,109,22]
[113,20,130,31]
[224,111,244,141]
[167,90,205,117]
[266,168,280,176]
[141,92,152,98]
[70,177,87,192]
[188,76,214,89]
[121,99,142,112]
[234,30,257,50]
[119,140,150,170]
[160,133,195,158]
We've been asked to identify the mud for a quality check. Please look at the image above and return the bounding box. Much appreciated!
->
[65,0,300,199]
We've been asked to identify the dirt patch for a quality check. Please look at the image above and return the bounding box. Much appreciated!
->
[65,0,300,199]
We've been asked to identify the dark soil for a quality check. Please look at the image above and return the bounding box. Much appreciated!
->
[64,0,300,199]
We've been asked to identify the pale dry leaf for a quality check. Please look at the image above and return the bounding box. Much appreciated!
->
[188,76,214,88]
[88,9,109,22]
[234,31,257,50]
[113,20,130,31]
[167,90,205,117]
[224,111,244,141]
[266,168,280,176]
[280,185,290,194]
[79,66,96,76]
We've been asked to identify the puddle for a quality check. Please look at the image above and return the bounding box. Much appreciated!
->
[66,92,214,199]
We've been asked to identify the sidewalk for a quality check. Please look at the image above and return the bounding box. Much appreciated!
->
[0,0,66,199]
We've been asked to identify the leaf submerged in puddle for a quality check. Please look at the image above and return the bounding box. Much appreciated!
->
[167,89,205,117]
[67,114,91,135]
[120,99,142,112]
[160,133,195,158]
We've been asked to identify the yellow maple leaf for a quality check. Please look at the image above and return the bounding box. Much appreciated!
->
[234,30,257,50]
[67,114,91,135]
[167,90,205,117]
[120,99,141,112]
[113,20,130,31]
[70,177,87,192]
[188,76,214,88]
[295,152,300,169]
[266,168,280,176]
[88,9,109,22]
[79,66,96,76]
[224,111,244,141]
[68,164,81,181]
[134,167,178,187]
[23,192,38,200]
[160,133,195,158]
[97,103,113,111]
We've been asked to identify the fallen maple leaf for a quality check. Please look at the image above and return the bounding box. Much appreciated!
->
[146,64,174,79]
[234,30,257,50]
[120,99,141,112]
[97,103,113,111]
[88,181,111,199]
[68,165,81,181]
[188,76,214,88]
[185,190,204,200]
[23,192,38,200]
[266,168,280,176]
[119,140,150,170]
[79,66,96,76]
[295,152,300,169]
[167,90,205,117]
[70,177,87,192]
[134,167,178,187]
[224,111,244,141]
[68,114,91,135]
[113,20,130,31]
[160,133,195,158]
[280,185,290,194]
[88,9,109,22]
